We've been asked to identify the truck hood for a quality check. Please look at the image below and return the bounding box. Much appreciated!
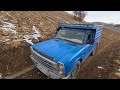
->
[31,39,84,63]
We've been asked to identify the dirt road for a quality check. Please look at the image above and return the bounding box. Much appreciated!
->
[104,24,120,33]
[16,29,120,79]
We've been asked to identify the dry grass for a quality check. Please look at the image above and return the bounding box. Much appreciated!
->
[0,11,79,49]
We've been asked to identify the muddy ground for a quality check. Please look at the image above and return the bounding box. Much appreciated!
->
[16,29,120,79]
[0,42,33,78]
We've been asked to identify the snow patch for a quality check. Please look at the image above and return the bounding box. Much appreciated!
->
[118,69,120,72]
[23,26,41,45]
[97,66,104,69]
[0,20,17,34]
[32,26,41,40]
[3,39,10,42]
[1,28,17,33]
[2,21,16,29]
[23,37,33,45]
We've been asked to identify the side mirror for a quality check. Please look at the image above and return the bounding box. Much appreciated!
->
[87,38,95,44]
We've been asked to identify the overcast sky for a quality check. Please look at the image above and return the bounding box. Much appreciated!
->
[66,11,120,24]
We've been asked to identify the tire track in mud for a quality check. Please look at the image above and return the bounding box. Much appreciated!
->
[76,40,120,79]
[4,65,35,79]
[76,28,120,79]
[79,35,119,69]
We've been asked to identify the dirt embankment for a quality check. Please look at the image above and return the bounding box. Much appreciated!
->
[0,41,33,77]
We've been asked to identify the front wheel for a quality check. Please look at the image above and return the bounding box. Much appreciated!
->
[69,61,81,79]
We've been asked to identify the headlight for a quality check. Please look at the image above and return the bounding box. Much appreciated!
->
[59,71,63,75]
[57,62,64,69]
[57,62,64,75]
[59,65,64,69]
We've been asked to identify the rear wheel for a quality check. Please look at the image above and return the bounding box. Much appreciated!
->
[91,44,99,56]
[69,61,81,79]
[91,47,96,56]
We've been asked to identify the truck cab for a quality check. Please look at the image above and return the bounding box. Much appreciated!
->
[30,23,103,79]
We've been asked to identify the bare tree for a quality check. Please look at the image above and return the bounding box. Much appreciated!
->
[73,11,87,22]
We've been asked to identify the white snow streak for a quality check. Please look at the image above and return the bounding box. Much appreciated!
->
[23,26,41,45]
[0,20,17,34]
[97,66,104,69]
[118,69,120,72]
[3,39,10,42]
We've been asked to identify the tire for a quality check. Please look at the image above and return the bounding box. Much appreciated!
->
[69,61,81,79]
[91,46,97,56]
[97,42,100,45]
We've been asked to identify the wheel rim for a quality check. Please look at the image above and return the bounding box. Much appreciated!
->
[70,62,80,79]
[71,65,78,76]
[93,47,96,54]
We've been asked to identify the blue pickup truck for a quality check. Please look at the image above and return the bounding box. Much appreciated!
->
[30,23,103,79]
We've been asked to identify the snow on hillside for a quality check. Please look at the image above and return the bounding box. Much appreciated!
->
[23,26,41,45]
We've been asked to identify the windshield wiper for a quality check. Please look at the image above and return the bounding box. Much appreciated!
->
[58,37,72,42]
[58,37,78,45]
[55,37,81,45]
[55,37,65,40]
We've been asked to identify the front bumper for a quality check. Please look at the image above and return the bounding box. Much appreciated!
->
[30,55,70,79]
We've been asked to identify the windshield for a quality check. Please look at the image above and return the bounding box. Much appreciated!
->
[55,28,86,44]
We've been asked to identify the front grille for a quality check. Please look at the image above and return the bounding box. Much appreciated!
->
[31,49,58,71]
[33,48,53,61]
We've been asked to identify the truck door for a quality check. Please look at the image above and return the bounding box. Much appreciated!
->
[84,31,94,58]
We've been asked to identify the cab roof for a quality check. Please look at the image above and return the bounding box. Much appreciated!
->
[58,23,103,31]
